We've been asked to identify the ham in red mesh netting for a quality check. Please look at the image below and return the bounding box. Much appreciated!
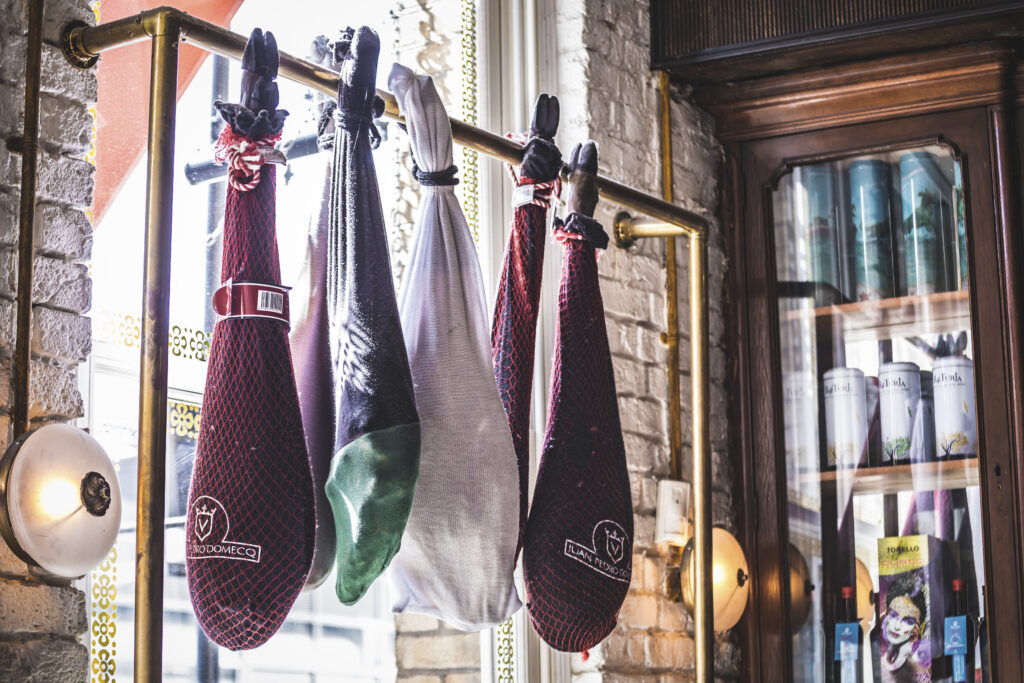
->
[523,141,633,653]
[186,29,314,651]
[491,95,562,555]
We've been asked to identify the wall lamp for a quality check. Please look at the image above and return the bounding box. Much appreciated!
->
[666,526,751,632]
[790,543,814,630]
[0,424,121,577]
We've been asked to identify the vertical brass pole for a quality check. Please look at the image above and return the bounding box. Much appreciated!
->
[659,72,682,481]
[658,71,713,681]
[135,20,179,683]
[691,233,713,681]
[13,0,46,439]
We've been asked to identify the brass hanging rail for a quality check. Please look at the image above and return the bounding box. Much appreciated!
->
[63,7,707,233]
[58,7,715,681]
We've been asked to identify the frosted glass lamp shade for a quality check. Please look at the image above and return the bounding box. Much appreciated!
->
[789,544,813,631]
[855,557,876,635]
[681,527,751,632]
[0,424,121,577]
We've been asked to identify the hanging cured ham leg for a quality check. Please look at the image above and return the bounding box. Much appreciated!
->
[491,95,562,555]
[289,35,337,591]
[186,29,314,650]
[523,141,633,653]
[387,64,521,630]
[324,27,421,606]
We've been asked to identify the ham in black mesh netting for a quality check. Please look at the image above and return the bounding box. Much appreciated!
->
[323,26,421,606]
[491,95,562,555]
[186,29,314,651]
[523,141,633,653]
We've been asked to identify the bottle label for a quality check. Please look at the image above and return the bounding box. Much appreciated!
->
[945,615,969,682]
[944,615,968,655]
[834,622,859,661]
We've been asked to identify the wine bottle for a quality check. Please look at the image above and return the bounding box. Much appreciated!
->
[834,586,864,682]
[944,579,976,682]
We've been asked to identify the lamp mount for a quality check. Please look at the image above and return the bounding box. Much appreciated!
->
[81,471,111,517]
[737,568,748,588]
[0,430,40,566]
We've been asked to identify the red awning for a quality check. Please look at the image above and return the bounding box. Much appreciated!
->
[92,0,245,223]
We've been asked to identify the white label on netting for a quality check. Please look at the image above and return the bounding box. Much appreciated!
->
[512,184,535,208]
[257,290,284,314]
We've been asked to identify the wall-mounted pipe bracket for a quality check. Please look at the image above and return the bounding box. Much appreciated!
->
[61,20,98,69]
[614,211,696,249]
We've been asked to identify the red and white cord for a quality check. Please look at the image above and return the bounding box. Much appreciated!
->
[214,128,282,192]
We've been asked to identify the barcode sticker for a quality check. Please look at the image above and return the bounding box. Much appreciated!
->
[257,290,284,314]
[512,183,535,208]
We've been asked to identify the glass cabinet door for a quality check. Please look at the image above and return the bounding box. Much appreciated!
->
[773,145,986,683]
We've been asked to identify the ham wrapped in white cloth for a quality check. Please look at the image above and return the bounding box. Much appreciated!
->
[387,63,522,630]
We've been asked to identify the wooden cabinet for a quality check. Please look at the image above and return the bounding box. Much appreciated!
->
[670,15,1024,682]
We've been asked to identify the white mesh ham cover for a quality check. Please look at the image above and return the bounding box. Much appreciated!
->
[387,63,522,630]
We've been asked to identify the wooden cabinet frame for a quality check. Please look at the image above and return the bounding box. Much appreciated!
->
[702,41,1024,682]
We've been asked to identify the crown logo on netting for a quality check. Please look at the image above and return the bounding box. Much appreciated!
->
[195,504,215,541]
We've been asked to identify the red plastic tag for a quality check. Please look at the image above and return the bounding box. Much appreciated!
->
[212,281,290,327]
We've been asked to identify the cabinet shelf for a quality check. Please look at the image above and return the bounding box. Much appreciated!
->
[795,458,979,496]
[782,289,970,343]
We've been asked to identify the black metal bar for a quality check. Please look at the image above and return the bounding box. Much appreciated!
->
[13,0,45,438]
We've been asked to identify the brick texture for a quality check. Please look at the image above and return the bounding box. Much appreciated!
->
[0,0,95,681]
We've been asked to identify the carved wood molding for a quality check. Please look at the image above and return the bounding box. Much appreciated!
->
[695,43,1018,142]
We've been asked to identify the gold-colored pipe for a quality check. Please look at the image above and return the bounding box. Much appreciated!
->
[690,231,713,681]
[656,71,684,491]
[134,18,179,683]
[656,71,713,681]
[13,0,46,439]
[61,6,706,234]
[614,214,696,247]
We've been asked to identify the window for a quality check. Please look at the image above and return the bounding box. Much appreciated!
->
[85,2,401,680]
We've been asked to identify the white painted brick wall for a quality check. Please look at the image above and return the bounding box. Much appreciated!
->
[0,0,95,681]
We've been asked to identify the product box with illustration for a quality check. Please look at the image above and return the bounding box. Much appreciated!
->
[876,535,951,682]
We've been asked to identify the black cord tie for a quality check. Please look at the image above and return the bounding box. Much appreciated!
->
[334,95,385,149]
[413,163,459,186]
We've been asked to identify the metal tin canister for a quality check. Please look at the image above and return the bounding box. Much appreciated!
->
[879,362,921,465]
[849,160,895,301]
[900,152,951,296]
[933,356,978,459]
[783,370,819,475]
[796,165,842,297]
[824,367,867,470]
